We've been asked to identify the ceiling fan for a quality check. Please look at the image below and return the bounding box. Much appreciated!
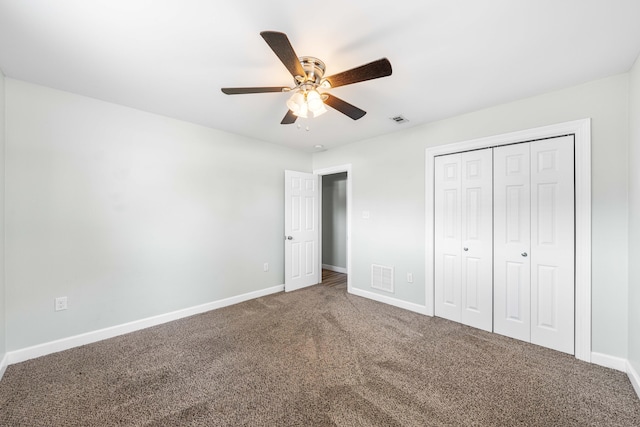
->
[221,31,392,125]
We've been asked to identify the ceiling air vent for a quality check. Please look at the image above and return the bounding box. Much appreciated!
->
[371,264,394,293]
[390,115,409,124]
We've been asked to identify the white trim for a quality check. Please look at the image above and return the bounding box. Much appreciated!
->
[350,287,429,315]
[628,361,640,399]
[588,355,640,400]
[322,264,348,274]
[314,164,352,293]
[591,352,627,372]
[425,119,591,362]
[6,285,284,366]
[0,353,8,380]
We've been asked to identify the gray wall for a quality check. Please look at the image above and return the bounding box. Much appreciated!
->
[629,55,640,376]
[322,172,347,269]
[1,66,638,368]
[4,79,311,351]
[0,69,5,360]
[313,74,630,359]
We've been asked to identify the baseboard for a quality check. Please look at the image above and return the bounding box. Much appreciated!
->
[6,284,284,366]
[591,352,627,372]
[0,353,8,380]
[350,287,429,315]
[628,360,640,399]
[322,264,347,274]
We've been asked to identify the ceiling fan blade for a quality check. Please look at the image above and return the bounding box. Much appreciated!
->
[221,87,288,95]
[260,31,306,78]
[281,110,298,125]
[324,94,366,120]
[324,58,392,88]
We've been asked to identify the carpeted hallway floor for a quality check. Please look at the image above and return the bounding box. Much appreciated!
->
[1,276,639,426]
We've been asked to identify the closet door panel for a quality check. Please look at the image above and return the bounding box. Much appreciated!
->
[435,154,462,322]
[530,135,575,354]
[460,149,493,332]
[494,144,531,342]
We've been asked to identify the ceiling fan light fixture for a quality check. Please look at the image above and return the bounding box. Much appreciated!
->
[287,89,327,118]
[222,32,392,124]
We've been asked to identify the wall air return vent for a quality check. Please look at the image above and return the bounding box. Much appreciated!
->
[371,264,394,293]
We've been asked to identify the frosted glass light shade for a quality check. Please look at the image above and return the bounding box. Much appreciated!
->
[296,101,308,118]
[306,89,323,113]
[310,103,327,117]
[286,92,305,114]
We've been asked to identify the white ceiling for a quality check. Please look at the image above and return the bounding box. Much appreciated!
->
[1,1,640,152]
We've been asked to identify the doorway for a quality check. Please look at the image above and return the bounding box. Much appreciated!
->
[315,164,352,292]
[321,172,348,289]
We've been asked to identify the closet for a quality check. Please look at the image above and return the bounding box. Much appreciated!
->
[434,135,575,354]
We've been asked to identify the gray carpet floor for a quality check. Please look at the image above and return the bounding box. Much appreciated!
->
[1,278,639,426]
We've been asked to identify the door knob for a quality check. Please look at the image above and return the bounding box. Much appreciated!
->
[521,252,528,257]
[286,236,293,240]
[463,247,469,251]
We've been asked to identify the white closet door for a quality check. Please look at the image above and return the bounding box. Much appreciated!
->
[435,154,462,322]
[435,150,492,330]
[460,149,493,331]
[494,143,531,342]
[530,136,575,354]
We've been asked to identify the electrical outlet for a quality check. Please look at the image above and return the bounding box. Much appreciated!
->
[55,296,68,311]
[263,262,269,272]
[362,210,370,219]
[407,273,413,283]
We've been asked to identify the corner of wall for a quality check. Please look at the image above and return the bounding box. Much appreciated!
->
[628,52,640,393]
[0,68,7,378]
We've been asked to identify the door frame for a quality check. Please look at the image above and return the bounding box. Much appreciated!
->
[314,164,352,292]
[425,119,591,362]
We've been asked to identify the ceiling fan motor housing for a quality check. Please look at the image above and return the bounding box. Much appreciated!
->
[298,56,326,85]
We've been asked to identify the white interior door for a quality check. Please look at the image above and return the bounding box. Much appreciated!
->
[530,136,575,354]
[493,143,532,342]
[460,149,493,332]
[284,170,319,292]
[434,154,462,322]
